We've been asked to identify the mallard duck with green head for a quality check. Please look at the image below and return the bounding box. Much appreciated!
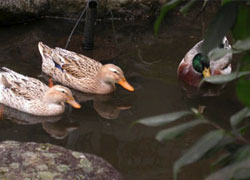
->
[177,37,232,87]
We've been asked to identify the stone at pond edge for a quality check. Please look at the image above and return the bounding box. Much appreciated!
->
[0,141,122,180]
[0,0,162,25]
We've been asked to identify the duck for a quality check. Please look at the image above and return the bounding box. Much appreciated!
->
[38,42,134,94]
[177,37,232,87]
[0,67,81,116]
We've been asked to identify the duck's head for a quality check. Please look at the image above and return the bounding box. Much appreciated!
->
[98,64,134,92]
[192,53,211,78]
[44,85,81,108]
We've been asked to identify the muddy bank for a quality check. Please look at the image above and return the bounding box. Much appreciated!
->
[0,141,122,180]
[0,0,161,25]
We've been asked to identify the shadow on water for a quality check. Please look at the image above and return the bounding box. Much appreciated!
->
[0,11,243,180]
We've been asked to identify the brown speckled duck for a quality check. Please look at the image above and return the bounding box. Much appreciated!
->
[0,67,81,116]
[177,37,232,87]
[38,42,134,94]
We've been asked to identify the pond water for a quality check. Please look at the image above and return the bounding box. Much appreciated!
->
[0,10,243,180]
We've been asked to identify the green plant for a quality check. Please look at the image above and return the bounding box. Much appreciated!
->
[137,0,250,179]
[137,106,250,179]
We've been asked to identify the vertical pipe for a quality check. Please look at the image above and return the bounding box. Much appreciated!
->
[83,0,97,50]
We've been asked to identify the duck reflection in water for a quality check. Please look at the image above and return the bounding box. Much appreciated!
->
[72,90,132,120]
[0,105,79,139]
[42,119,79,139]
[179,81,227,98]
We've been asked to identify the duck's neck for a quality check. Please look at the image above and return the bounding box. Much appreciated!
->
[41,102,65,116]
[42,96,65,116]
[47,103,65,115]
[95,78,115,94]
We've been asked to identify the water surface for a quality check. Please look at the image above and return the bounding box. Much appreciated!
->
[0,12,242,180]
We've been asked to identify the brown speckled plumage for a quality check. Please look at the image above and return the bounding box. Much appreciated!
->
[0,67,80,116]
[38,42,134,94]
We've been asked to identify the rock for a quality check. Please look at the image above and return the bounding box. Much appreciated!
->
[0,141,122,180]
[0,0,161,25]
[0,0,48,25]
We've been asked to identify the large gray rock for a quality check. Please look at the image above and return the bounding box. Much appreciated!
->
[0,141,122,180]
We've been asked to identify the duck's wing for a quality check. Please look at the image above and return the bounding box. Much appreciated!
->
[54,47,102,79]
[210,54,232,75]
[39,42,102,79]
[210,37,232,75]
[0,67,48,100]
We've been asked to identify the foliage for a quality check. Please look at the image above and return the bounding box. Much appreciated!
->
[138,0,250,179]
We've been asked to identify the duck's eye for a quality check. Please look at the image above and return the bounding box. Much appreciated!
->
[192,53,204,73]
[113,70,119,74]
[109,67,120,75]
[55,87,68,94]
[192,53,210,73]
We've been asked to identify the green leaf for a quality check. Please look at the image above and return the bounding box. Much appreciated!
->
[230,107,250,128]
[233,146,250,163]
[156,119,208,141]
[211,153,231,169]
[233,38,250,51]
[232,4,250,40]
[204,134,235,160]
[240,54,250,71]
[233,168,250,180]
[199,71,250,86]
[174,130,225,180]
[238,124,250,135]
[202,0,209,9]
[154,0,182,35]
[180,0,197,14]
[205,158,250,180]
[237,78,250,108]
[241,57,250,73]
[208,47,232,61]
[202,2,238,55]
[221,0,233,6]
[136,111,192,127]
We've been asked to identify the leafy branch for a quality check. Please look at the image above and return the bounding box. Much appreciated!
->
[140,1,250,179]
[136,105,250,179]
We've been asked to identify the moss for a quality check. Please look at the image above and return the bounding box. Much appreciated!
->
[56,165,70,172]
[38,144,51,151]
[79,158,93,172]
[72,152,84,159]
[10,163,19,169]
[0,167,9,173]
[36,165,48,171]
[37,171,59,180]
[0,141,121,180]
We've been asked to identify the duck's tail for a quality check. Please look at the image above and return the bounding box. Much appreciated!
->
[38,42,53,63]
[38,42,56,69]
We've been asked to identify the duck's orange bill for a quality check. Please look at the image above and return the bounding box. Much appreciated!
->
[67,99,81,109]
[118,78,134,92]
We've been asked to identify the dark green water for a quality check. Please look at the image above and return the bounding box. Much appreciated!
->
[0,12,243,180]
